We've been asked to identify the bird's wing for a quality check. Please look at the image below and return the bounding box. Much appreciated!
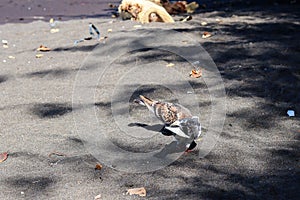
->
[165,126,190,138]
[155,102,178,125]
[174,103,193,119]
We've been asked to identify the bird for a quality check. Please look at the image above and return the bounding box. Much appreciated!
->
[134,95,201,152]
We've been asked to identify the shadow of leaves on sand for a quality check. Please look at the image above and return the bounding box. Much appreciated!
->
[30,103,73,118]
[0,75,8,84]
[25,69,72,79]
[5,176,57,193]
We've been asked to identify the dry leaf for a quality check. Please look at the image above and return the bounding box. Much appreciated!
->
[50,28,59,33]
[94,194,101,200]
[0,152,8,163]
[166,63,175,67]
[8,56,15,59]
[95,163,103,170]
[37,45,51,52]
[107,29,112,32]
[201,21,208,26]
[189,69,202,78]
[126,187,146,197]
[36,54,43,58]
[202,32,212,39]
[3,45,8,48]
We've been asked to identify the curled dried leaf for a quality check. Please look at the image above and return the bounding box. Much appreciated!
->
[126,187,146,197]
[37,45,51,52]
[189,69,202,78]
[95,163,103,170]
[0,152,8,163]
[202,32,212,39]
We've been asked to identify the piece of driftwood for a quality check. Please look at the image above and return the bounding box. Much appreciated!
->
[118,0,174,23]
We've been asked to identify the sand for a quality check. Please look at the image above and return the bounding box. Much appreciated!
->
[0,1,299,199]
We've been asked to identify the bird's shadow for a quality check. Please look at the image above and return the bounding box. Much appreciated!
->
[128,122,174,136]
[128,122,190,158]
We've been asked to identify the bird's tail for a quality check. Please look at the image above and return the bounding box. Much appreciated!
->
[139,95,155,106]
[134,95,156,113]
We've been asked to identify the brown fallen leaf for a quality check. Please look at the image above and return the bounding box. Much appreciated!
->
[37,45,51,52]
[202,32,212,39]
[0,152,8,163]
[126,187,146,197]
[189,69,202,78]
[95,163,103,170]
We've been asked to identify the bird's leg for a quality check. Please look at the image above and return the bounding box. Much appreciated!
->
[185,140,197,153]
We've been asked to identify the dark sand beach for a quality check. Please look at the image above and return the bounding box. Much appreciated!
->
[0,0,299,199]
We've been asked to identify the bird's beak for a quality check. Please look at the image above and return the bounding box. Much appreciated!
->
[139,95,155,113]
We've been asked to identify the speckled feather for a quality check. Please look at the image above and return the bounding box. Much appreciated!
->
[139,95,192,125]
